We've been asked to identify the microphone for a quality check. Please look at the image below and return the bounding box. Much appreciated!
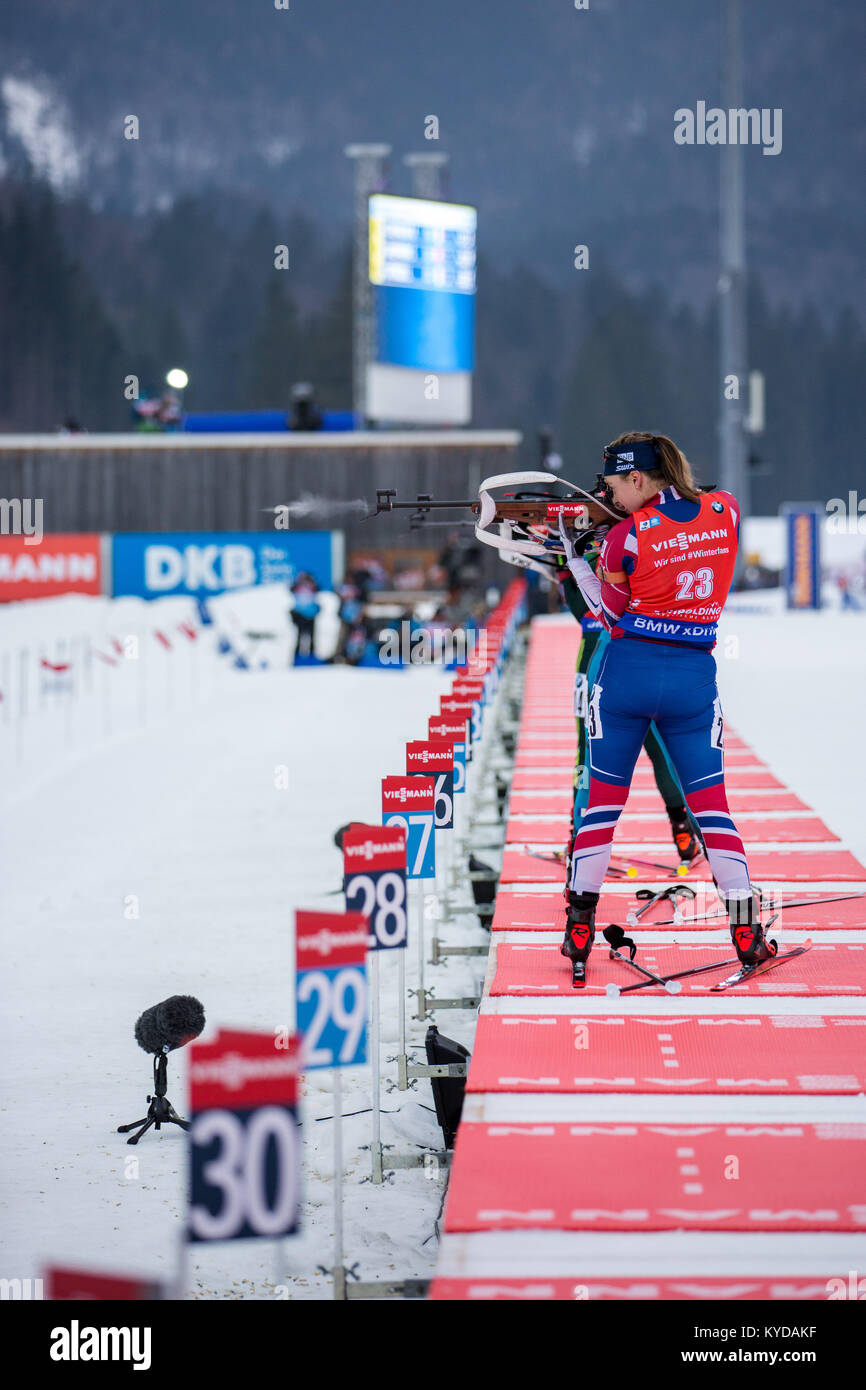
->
[134,995,205,1055]
[119,996,206,1143]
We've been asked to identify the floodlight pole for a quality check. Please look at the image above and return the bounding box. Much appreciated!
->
[344,144,391,427]
[403,152,449,202]
[718,0,750,571]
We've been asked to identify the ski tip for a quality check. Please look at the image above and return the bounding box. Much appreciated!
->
[665,979,683,995]
[605,982,621,999]
[626,913,638,927]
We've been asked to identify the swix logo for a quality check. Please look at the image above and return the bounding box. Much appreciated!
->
[652,528,728,552]
[344,838,404,861]
[384,786,430,805]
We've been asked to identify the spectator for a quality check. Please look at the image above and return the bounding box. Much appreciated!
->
[333,574,368,664]
[289,572,321,663]
[837,573,860,610]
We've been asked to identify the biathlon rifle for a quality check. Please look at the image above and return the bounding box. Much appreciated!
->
[369,471,627,577]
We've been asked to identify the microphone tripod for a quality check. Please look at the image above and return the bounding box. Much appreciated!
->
[117,1051,191,1144]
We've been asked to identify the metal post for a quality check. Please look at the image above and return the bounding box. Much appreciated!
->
[719,0,749,574]
[440,825,452,912]
[344,144,391,427]
[396,940,408,1089]
[332,1070,345,1299]
[369,951,383,1183]
[430,832,441,962]
[415,875,427,1020]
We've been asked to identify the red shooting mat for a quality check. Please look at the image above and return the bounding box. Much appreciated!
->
[499,847,866,884]
[505,816,839,845]
[517,732,576,741]
[429,1275,842,1301]
[511,767,786,790]
[511,771,586,790]
[443,1123,866,1232]
[515,746,765,769]
[491,890,866,932]
[507,789,814,816]
[492,941,866,997]
[518,726,753,755]
[466,1014,866,1094]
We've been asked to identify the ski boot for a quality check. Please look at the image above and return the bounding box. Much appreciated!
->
[560,890,599,989]
[725,889,777,966]
[667,804,702,863]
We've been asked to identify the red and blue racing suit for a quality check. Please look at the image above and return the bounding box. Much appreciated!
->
[566,486,750,897]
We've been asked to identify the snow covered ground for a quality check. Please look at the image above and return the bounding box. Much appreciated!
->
[717,588,866,869]
[0,585,484,1298]
[1,584,864,1299]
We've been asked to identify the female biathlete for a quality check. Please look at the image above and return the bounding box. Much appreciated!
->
[557,552,705,864]
[557,430,775,985]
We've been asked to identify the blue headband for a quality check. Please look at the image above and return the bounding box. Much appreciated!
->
[602,439,660,476]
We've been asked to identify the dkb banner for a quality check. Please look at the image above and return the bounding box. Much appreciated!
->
[112,531,339,599]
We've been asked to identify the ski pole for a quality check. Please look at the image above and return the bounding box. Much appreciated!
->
[618,952,741,994]
[521,845,629,878]
[611,850,709,878]
[641,888,866,929]
[602,925,682,996]
[627,883,695,926]
[617,913,782,994]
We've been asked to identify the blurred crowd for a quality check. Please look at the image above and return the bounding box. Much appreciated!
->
[287,531,494,667]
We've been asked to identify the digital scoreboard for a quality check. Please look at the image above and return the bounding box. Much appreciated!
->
[367,194,476,423]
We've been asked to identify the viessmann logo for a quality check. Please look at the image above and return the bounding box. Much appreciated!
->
[408,749,446,765]
[384,786,431,804]
[191,1053,298,1091]
[652,527,729,552]
[344,838,404,861]
[299,926,370,957]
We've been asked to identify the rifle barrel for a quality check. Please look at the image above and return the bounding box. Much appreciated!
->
[382,498,477,509]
